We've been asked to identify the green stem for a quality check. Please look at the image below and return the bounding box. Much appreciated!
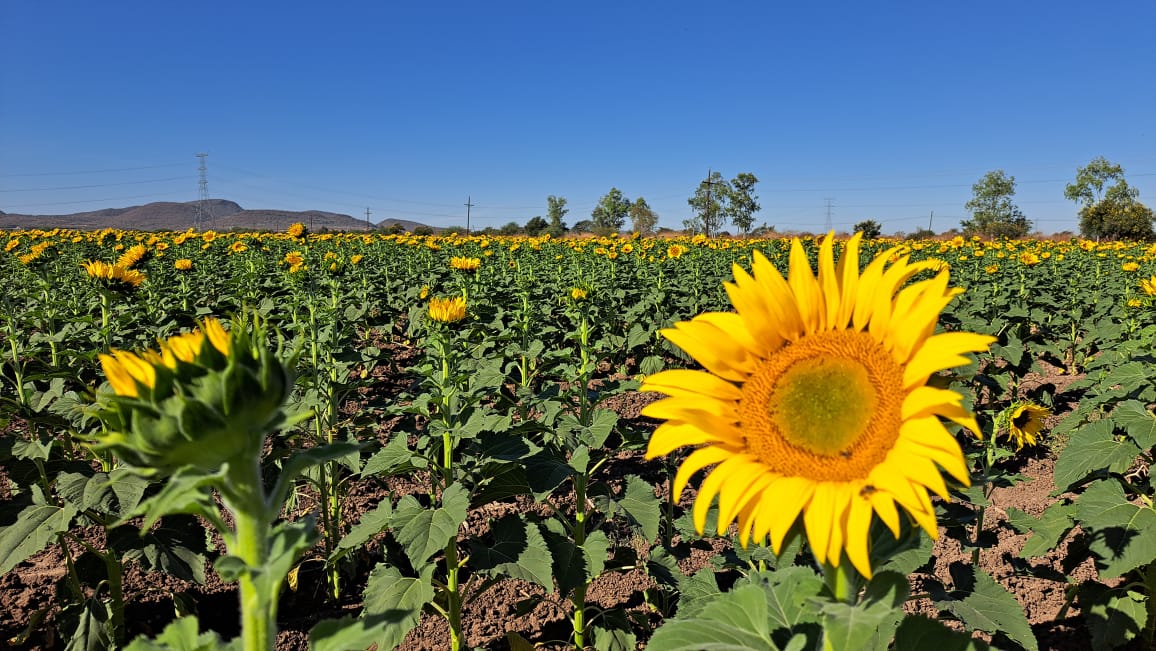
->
[445,538,463,651]
[822,559,859,605]
[222,456,276,651]
[572,473,588,650]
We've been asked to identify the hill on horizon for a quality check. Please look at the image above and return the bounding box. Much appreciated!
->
[0,200,434,233]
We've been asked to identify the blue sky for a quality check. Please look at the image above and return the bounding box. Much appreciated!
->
[2,1,1154,234]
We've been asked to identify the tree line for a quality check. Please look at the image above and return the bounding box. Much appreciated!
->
[420,157,1153,240]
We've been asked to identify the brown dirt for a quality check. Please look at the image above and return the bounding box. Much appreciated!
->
[0,361,1109,650]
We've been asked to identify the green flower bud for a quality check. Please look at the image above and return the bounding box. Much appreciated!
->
[89,316,294,473]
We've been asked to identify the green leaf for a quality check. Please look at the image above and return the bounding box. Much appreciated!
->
[60,596,113,651]
[1082,584,1148,650]
[271,442,362,507]
[361,434,423,477]
[541,521,608,597]
[360,564,434,651]
[647,583,780,650]
[1052,419,1137,491]
[111,515,212,584]
[674,568,721,619]
[1075,479,1156,578]
[935,568,1037,651]
[1005,504,1075,559]
[333,498,392,559]
[256,518,320,598]
[0,501,78,573]
[123,466,226,530]
[757,566,824,632]
[581,409,619,448]
[1100,362,1149,395]
[615,475,661,542]
[469,514,554,590]
[820,599,902,651]
[308,610,416,651]
[390,483,469,568]
[892,615,991,651]
[1114,400,1156,450]
[123,615,234,651]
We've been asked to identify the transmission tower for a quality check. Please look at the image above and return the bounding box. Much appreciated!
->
[194,153,214,230]
[824,197,834,232]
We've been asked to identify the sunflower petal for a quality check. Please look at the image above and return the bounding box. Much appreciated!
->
[642,369,743,401]
[646,421,742,458]
[903,332,996,390]
[789,238,824,333]
[672,445,733,503]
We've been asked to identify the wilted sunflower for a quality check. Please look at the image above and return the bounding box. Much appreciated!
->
[641,233,994,578]
[1005,403,1050,451]
[428,296,467,323]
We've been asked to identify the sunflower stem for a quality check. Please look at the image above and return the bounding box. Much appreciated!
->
[822,559,859,605]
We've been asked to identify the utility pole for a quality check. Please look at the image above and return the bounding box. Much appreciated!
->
[928,210,934,234]
[702,169,720,236]
[365,207,372,231]
[464,195,475,236]
[824,198,834,233]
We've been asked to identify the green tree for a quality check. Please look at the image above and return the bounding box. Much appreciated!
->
[546,195,569,237]
[853,219,883,239]
[961,170,1031,238]
[498,221,522,235]
[1066,157,1152,240]
[571,219,594,234]
[687,171,731,237]
[524,216,548,236]
[725,172,760,236]
[628,197,659,235]
[1079,198,1155,241]
[591,188,631,234]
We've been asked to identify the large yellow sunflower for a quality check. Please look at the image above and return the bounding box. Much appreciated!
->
[641,233,994,578]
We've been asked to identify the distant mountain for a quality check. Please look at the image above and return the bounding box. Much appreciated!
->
[0,200,434,233]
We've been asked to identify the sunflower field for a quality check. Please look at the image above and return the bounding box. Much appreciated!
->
[1,226,1155,651]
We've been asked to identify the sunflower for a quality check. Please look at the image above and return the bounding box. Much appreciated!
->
[174,258,193,271]
[1005,403,1050,451]
[287,222,307,238]
[428,296,467,323]
[449,256,481,271]
[640,233,994,578]
[1141,275,1156,297]
[83,260,146,289]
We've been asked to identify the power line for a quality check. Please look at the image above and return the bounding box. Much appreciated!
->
[0,176,187,192]
[0,162,188,178]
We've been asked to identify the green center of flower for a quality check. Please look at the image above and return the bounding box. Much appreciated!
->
[767,356,878,457]
[739,329,905,481]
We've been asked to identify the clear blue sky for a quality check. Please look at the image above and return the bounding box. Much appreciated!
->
[2,1,1154,235]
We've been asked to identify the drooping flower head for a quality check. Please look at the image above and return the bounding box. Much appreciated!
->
[641,233,994,578]
[90,316,292,473]
[115,244,149,269]
[1004,403,1050,451]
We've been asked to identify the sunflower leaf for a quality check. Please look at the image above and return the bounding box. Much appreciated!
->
[935,567,1037,651]
[1005,504,1075,559]
[1114,400,1156,450]
[1052,419,1137,492]
[892,615,991,650]
[469,513,553,590]
[647,583,783,651]
[1075,479,1156,579]
[614,475,662,542]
